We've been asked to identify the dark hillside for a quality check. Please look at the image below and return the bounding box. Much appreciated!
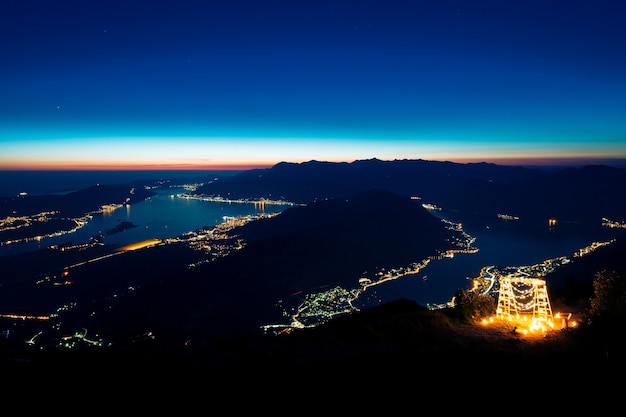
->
[3,297,620,380]
[210,188,456,295]
[86,189,464,345]
[436,164,626,228]
[0,184,155,218]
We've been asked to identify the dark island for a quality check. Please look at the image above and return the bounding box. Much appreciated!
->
[106,221,138,235]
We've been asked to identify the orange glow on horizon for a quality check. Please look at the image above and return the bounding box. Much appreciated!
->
[0,161,275,171]
[1,155,623,171]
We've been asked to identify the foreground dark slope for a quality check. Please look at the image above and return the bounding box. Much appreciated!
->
[6,294,622,378]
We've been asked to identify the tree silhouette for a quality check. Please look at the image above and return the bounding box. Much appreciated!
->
[452,289,497,322]
[589,269,626,322]
[588,269,626,362]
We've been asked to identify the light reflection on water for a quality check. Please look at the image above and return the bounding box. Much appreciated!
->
[355,216,622,308]
[0,187,290,256]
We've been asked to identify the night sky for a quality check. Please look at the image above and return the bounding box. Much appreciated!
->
[2,0,625,169]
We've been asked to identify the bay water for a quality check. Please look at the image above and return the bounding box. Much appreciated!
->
[1,170,621,307]
[0,184,289,256]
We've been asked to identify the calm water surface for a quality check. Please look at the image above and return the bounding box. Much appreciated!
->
[356,214,622,307]
[0,186,290,256]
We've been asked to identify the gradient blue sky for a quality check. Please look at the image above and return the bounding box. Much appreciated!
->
[1,0,625,170]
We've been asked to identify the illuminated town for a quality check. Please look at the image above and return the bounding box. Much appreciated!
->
[601,217,626,229]
[0,210,91,246]
[177,192,300,210]
[0,179,622,349]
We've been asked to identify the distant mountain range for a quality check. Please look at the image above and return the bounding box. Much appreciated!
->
[195,158,626,230]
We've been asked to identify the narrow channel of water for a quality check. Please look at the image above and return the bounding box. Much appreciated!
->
[355,215,622,308]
